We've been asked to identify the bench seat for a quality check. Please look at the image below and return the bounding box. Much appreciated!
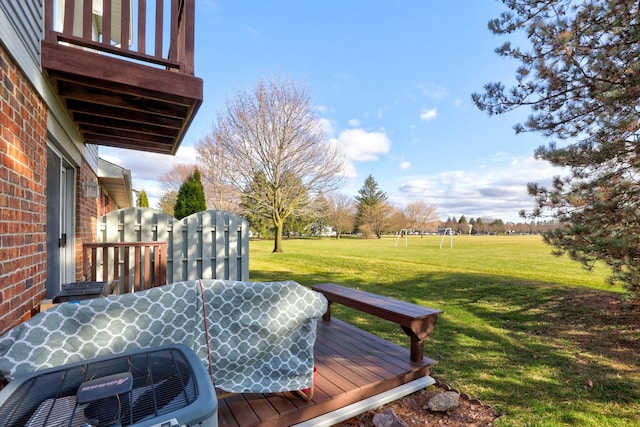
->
[312,282,442,363]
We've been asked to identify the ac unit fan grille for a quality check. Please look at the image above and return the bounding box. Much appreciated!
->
[0,347,200,427]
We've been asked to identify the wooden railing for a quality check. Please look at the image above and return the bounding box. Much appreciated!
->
[44,0,195,74]
[83,242,167,294]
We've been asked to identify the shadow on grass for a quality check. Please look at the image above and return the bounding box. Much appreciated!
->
[252,269,640,425]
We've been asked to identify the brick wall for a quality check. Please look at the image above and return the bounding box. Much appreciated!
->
[0,45,48,334]
[75,161,103,282]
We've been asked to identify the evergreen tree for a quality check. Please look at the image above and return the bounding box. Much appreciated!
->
[355,175,389,238]
[473,0,640,300]
[137,189,149,207]
[458,215,470,234]
[492,219,505,235]
[174,169,207,220]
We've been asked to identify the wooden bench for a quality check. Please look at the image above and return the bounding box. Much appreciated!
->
[311,283,442,363]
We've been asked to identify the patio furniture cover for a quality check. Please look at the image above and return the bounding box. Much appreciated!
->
[0,280,327,394]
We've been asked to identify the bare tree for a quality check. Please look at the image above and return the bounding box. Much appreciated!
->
[196,134,243,214]
[327,193,355,239]
[403,200,439,232]
[211,77,345,252]
[388,207,407,234]
[157,191,178,216]
[358,202,393,239]
[159,163,196,193]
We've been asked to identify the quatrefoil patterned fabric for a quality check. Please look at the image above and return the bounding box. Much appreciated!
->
[0,280,327,393]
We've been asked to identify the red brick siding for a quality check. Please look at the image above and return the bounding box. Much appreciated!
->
[75,161,103,282]
[0,45,48,334]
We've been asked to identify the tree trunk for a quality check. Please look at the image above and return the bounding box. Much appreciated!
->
[273,219,284,253]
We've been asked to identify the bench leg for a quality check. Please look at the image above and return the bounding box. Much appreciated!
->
[322,301,333,322]
[401,326,424,363]
[401,316,439,363]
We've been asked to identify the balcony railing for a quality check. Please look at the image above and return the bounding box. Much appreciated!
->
[44,0,195,75]
[83,242,168,294]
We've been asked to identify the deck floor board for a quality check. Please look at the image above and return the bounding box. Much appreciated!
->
[217,318,436,426]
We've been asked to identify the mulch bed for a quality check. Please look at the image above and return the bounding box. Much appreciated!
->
[333,381,498,426]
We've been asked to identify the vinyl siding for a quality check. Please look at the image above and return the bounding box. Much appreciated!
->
[0,0,43,66]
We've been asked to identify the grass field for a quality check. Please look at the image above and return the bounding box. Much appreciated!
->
[249,235,639,426]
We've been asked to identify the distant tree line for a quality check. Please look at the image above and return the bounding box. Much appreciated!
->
[440,215,559,236]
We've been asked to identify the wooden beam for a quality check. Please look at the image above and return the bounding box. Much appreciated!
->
[55,81,190,119]
[66,101,185,129]
[42,41,202,100]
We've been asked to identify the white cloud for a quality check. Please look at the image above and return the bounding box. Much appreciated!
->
[399,178,436,194]
[348,118,361,127]
[399,161,411,170]
[332,128,391,162]
[101,147,192,181]
[332,72,350,80]
[339,161,358,179]
[394,154,566,222]
[329,128,391,179]
[318,118,335,137]
[99,145,199,207]
[420,108,437,121]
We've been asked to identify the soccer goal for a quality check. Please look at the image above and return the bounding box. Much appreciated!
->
[439,228,454,249]
[394,229,409,247]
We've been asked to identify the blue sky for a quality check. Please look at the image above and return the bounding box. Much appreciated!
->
[102,1,563,223]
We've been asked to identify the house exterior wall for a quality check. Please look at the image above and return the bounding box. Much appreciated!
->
[0,3,121,335]
[75,160,105,282]
[0,44,48,333]
[0,0,43,66]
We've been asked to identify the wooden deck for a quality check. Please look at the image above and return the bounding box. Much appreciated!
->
[217,318,437,427]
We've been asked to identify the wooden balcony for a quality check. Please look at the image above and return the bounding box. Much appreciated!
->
[43,0,202,155]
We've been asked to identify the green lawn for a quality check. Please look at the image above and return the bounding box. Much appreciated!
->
[249,235,639,426]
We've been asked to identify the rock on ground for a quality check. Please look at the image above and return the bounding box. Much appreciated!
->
[427,391,460,412]
[372,408,409,427]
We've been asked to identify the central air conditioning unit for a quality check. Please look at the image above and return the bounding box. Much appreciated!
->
[0,345,217,427]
